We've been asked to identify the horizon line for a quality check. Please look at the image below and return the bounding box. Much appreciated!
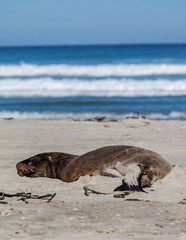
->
[0,42,186,48]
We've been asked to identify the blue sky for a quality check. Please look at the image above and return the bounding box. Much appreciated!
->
[0,0,186,46]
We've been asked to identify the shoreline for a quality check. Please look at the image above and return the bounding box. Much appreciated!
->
[0,118,186,239]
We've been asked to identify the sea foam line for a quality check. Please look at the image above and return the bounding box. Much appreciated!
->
[0,77,186,97]
[0,63,186,77]
[0,111,186,120]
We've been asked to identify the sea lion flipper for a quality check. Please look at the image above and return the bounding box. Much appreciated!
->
[114,180,135,192]
[137,172,148,193]
[114,183,126,192]
[114,162,148,193]
[114,178,147,193]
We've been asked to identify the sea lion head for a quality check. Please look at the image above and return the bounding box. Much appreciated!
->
[16,153,54,178]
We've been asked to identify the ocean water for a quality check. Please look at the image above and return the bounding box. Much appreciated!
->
[0,44,186,120]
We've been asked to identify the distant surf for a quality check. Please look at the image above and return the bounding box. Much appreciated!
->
[1,110,186,120]
[0,77,186,97]
[0,44,186,120]
[0,63,186,77]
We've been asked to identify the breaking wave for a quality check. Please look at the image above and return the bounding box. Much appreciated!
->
[0,63,186,77]
[0,111,186,120]
[0,77,186,97]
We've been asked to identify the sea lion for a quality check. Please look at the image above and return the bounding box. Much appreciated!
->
[16,145,173,191]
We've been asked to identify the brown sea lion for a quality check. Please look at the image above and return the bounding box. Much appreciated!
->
[16,146,173,191]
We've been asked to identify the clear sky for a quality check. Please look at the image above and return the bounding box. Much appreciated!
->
[0,0,186,46]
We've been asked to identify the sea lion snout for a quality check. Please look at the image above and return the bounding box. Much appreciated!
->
[16,163,37,177]
[17,168,25,177]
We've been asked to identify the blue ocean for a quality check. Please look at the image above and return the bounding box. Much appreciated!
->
[0,44,186,120]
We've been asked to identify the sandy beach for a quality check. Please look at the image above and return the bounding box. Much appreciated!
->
[0,118,186,240]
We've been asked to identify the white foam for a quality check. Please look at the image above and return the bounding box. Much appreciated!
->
[147,111,186,120]
[0,111,117,120]
[0,63,186,77]
[0,110,186,120]
[1,77,186,97]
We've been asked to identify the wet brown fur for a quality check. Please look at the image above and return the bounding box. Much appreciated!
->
[16,145,173,188]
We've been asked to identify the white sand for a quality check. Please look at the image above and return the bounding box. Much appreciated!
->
[0,118,186,240]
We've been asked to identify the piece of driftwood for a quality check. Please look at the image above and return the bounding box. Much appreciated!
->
[0,200,8,204]
[179,199,186,205]
[0,192,56,204]
[83,186,111,196]
[113,193,131,198]
[83,186,133,198]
